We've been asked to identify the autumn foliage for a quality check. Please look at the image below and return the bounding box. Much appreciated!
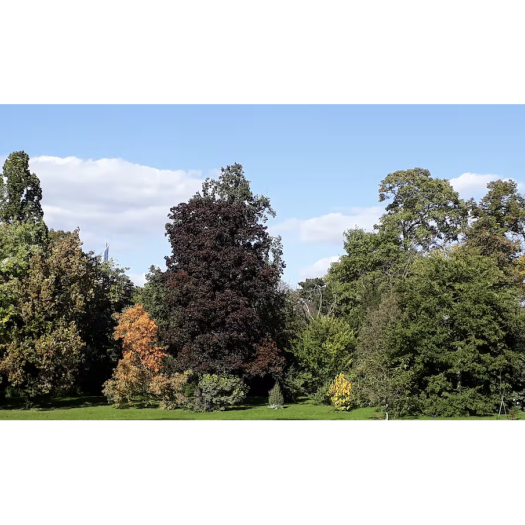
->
[103,305,189,408]
[329,373,353,411]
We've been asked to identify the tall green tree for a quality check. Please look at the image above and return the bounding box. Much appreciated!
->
[326,227,407,330]
[76,254,136,394]
[0,230,94,398]
[385,246,525,416]
[0,222,44,344]
[297,277,338,318]
[378,168,467,252]
[0,152,47,241]
[137,265,170,346]
[465,179,525,270]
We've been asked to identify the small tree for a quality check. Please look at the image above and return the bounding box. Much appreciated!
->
[268,381,284,409]
[291,316,356,393]
[328,373,353,411]
[352,294,412,419]
[103,305,168,407]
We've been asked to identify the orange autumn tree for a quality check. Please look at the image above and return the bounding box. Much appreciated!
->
[103,304,189,408]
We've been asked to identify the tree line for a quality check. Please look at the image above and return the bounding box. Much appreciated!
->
[2,151,525,416]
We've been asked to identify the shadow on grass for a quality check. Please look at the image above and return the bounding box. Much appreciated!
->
[0,396,108,411]
[243,396,269,407]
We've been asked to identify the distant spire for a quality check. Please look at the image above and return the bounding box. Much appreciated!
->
[103,240,109,262]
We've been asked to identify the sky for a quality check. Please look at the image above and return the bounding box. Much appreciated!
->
[1,104,524,287]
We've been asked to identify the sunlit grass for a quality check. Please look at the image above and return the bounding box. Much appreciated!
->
[0,396,522,420]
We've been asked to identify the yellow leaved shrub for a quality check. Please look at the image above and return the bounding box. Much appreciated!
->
[328,373,353,411]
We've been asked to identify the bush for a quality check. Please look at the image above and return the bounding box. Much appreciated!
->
[328,373,353,411]
[280,366,314,402]
[149,371,191,410]
[292,316,355,393]
[312,382,332,405]
[268,381,284,409]
[192,374,248,412]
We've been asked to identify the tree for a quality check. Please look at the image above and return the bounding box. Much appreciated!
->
[191,163,287,351]
[326,227,408,329]
[76,254,136,394]
[192,163,277,225]
[103,304,188,408]
[297,277,338,319]
[328,373,353,411]
[465,179,525,270]
[471,179,525,241]
[377,168,467,252]
[351,294,412,419]
[138,265,170,345]
[291,315,356,393]
[386,247,525,416]
[268,381,284,409]
[0,151,48,242]
[0,222,44,342]
[164,197,285,378]
[0,230,95,398]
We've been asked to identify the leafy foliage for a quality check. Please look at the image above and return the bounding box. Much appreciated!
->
[326,227,408,328]
[465,179,525,270]
[103,305,190,408]
[297,277,338,318]
[0,229,93,398]
[0,221,45,337]
[163,165,285,378]
[0,151,48,242]
[192,374,248,412]
[329,373,353,411]
[74,253,136,394]
[137,265,170,344]
[291,316,355,392]
[388,248,525,416]
[351,294,412,418]
[378,167,467,251]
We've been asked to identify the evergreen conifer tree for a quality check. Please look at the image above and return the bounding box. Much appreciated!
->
[268,381,284,408]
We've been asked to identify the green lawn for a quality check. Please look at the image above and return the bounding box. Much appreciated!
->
[0,396,523,420]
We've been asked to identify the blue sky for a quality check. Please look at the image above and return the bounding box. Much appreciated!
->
[1,105,524,286]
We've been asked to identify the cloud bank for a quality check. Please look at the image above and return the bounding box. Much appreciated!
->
[449,172,524,196]
[300,256,341,280]
[28,155,215,252]
[272,206,383,244]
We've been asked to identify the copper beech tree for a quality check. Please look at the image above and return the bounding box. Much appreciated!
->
[163,164,285,379]
[103,304,189,408]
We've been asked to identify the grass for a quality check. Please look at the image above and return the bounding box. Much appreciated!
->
[0,396,523,420]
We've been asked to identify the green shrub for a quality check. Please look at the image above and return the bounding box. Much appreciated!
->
[280,366,314,402]
[192,374,248,412]
[312,381,332,405]
[268,381,284,409]
[291,316,356,393]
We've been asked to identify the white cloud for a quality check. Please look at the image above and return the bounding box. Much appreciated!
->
[127,272,147,287]
[300,256,341,280]
[27,155,214,251]
[449,172,524,196]
[272,206,383,244]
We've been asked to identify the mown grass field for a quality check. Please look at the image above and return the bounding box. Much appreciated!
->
[1,396,523,420]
